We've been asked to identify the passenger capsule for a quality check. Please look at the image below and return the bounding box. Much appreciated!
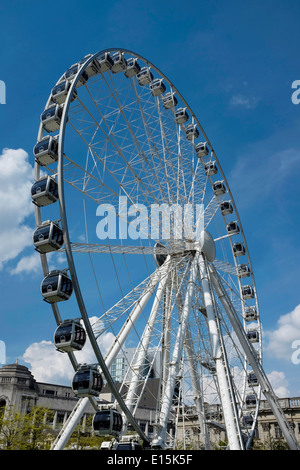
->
[244,306,258,321]
[204,161,218,176]
[93,409,123,436]
[54,319,86,352]
[246,394,257,407]
[79,54,100,77]
[213,181,226,196]
[220,201,233,215]
[150,78,166,96]
[111,52,127,73]
[33,221,64,254]
[247,372,258,387]
[232,242,245,257]
[195,142,210,158]
[124,57,141,78]
[51,81,77,105]
[247,329,259,343]
[243,415,254,428]
[64,64,89,86]
[237,264,251,278]
[96,52,113,72]
[33,135,58,166]
[41,270,73,303]
[242,285,255,299]
[41,104,63,133]
[162,92,178,109]
[72,364,103,397]
[31,176,58,207]
[185,124,199,141]
[137,67,153,86]
[175,107,189,124]
[226,221,240,235]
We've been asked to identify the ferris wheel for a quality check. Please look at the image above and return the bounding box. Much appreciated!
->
[31,49,299,450]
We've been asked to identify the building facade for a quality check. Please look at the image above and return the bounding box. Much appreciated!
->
[1,362,299,449]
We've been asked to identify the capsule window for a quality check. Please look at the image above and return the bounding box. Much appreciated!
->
[244,306,257,321]
[41,104,63,133]
[124,58,141,78]
[31,176,58,207]
[162,92,178,109]
[72,365,103,397]
[220,201,233,215]
[150,78,166,96]
[237,264,250,278]
[232,242,245,257]
[213,181,226,196]
[137,67,153,86]
[64,64,89,86]
[33,221,64,254]
[34,136,59,166]
[96,52,114,72]
[111,52,127,73]
[175,107,189,124]
[242,285,255,299]
[185,124,199,141]
[51,80,77,105]
[195,142,209,158]
[41,270,73,303]
[205,161,218,176]
[93,409,123,436]
[226,221,240,234]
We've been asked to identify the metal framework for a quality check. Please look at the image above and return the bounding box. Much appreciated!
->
[32,48,299,450]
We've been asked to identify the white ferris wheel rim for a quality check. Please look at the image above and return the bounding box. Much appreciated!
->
[33,48,270,450]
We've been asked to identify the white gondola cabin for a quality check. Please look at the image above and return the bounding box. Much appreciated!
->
[150,78,166,96]
[185,124,199,141]
[31,176,58,207]
[175,107,189,124]
[204,161,218,176]
[244,306,258,322]
[226,221,240,235]
[242,285,255,299]
[64,64,89,86]
[41,104,63,133]
[93,409,123,437]
[195,142,209,158]
[33,221,64,253]
[213,181,226,196]
[237,264,251,278]
[137,67,153,86]
[243,415,254,428]
[79,54,100,77]
[246,394,257,407]
[111,51,127,73]
[72,364,103,397]
[54,319,86,352]
[162,92,178,109]
[220,201,233,215]
[51,80,77,105]
[247,372,258,387]
[232,242,245,257]
[247,329,259,343]
[96,52,114,72]
[124,58,141,78]
[41,270,73,303]
[33,135,58,166]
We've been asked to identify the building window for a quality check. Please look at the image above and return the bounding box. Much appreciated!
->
[274,424,283,438]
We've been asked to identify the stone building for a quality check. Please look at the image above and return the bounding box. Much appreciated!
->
[1,362,299,449]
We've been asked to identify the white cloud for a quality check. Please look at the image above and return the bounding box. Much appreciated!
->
[229,94,258,109]
[9,252,41,275]
[22,317,115,385]
[267,370,290,398]
[264,304,300,362]
[0,148,34,270]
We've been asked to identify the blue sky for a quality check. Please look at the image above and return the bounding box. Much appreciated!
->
[1,0,300,395]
